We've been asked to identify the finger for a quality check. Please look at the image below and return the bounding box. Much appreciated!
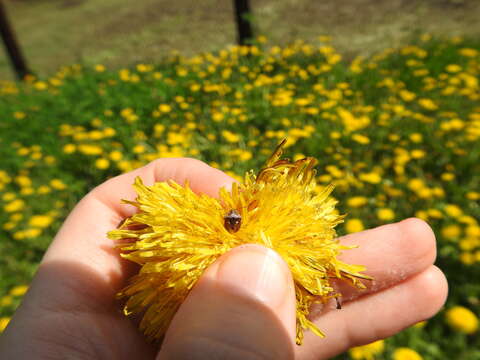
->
[158,245,297,360]
[297,265,448,360]
[329,218,437,307]
[41,158,235,304]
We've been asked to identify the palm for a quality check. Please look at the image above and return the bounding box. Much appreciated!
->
[0,159,447,360]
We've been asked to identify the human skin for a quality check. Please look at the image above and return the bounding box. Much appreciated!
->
[0,158,448,360]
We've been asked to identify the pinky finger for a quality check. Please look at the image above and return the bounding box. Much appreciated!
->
[296,265,448,360]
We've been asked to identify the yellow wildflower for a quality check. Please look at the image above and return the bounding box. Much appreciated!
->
[359,172,381,184]
[441,224,461,240]
[15,175,32,188]
[78,144,103,156]
[445,306,478,334]
[345,218,364,233]
[418,98,438,111]
[4,199,25,213]
[0,317,10,332]
[10,285,28,297]
[50,179,67,190]
[392,347,423,360]
[108,141,370,345]
[444,204,462,218]
[349,340,385,360]
[377,208,395,221]
[63,144,76,154]
[95,158,110,170]
[399,90,416,102]
[109,150,123,161]
[459,48,478,57]
[29,215,54,228]
[158,104,172,113]
[0,296,12,306]
[446,64,461,73]
[222,130,241,143]
[347,196,368,208]
[352,134,370,145]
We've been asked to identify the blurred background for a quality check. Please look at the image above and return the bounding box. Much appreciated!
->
[1,0,480,79]
[1,1,480,359]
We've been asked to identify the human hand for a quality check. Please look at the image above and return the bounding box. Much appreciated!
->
[0,158,448,360]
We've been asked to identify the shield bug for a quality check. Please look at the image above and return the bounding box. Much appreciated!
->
[224,209,242,233]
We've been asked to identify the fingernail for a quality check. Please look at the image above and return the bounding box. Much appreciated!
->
[216,245,290,308]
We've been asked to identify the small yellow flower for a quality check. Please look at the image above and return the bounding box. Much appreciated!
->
[418,98,438,111]
[50,179,67,190]
[377,208,395,221]
[359,172,381,184]
[63,144,76,154]
[222,130,241,143]
[109,141,370,345]
[349,340,385,360]
[109,150,123,161]
[10,285,28,297]
[347,196,368,208]
[29,215,54,228]
[0,317,11,332]
[95,158,110,170]
[445,306,478,334]
[4,199,25,213]
[0,296,13,306]
[446,64,461,73]
[345,218,365,233]
[158,104,172,113]
[34,81,48,91]
[441,224,461,240]
[392,347,423,360]
[352,134,370,145]
[413,320,427,329]
[444,204,462,218]
[78,144,103,156]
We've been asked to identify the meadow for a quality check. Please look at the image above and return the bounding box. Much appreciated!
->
[0,35,479,359]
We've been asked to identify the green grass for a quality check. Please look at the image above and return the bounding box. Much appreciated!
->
[1,35,480,358]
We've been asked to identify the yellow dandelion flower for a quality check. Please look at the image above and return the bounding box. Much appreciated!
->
[392,347,423,360]
[445,306,478,334]
[349,340,385,360]
[377,208,395,221]
[418,98,438,111]
[345,218,365,233]
[4,199,25,213]
[108,141,371,345]
[0,296,13,306]
[444,204,463,218]
[0,317,11,332]
[95,158,110,170]
[347,196,368,208]
[29,215,54,228]
[441,224,461,240]
[10,285,28,297]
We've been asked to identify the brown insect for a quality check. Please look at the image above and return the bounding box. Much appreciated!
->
[224,209,242,233]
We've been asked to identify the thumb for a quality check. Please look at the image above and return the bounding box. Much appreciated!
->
[157,244,297,360]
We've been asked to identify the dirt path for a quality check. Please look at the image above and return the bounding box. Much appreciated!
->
[1,0,479,79]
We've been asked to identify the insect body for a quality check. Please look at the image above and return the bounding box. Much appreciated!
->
[224,209,242,233]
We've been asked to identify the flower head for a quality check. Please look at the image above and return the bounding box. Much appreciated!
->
[108,140,370,344]
[349,339,385,360]
[445,306,479,334]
